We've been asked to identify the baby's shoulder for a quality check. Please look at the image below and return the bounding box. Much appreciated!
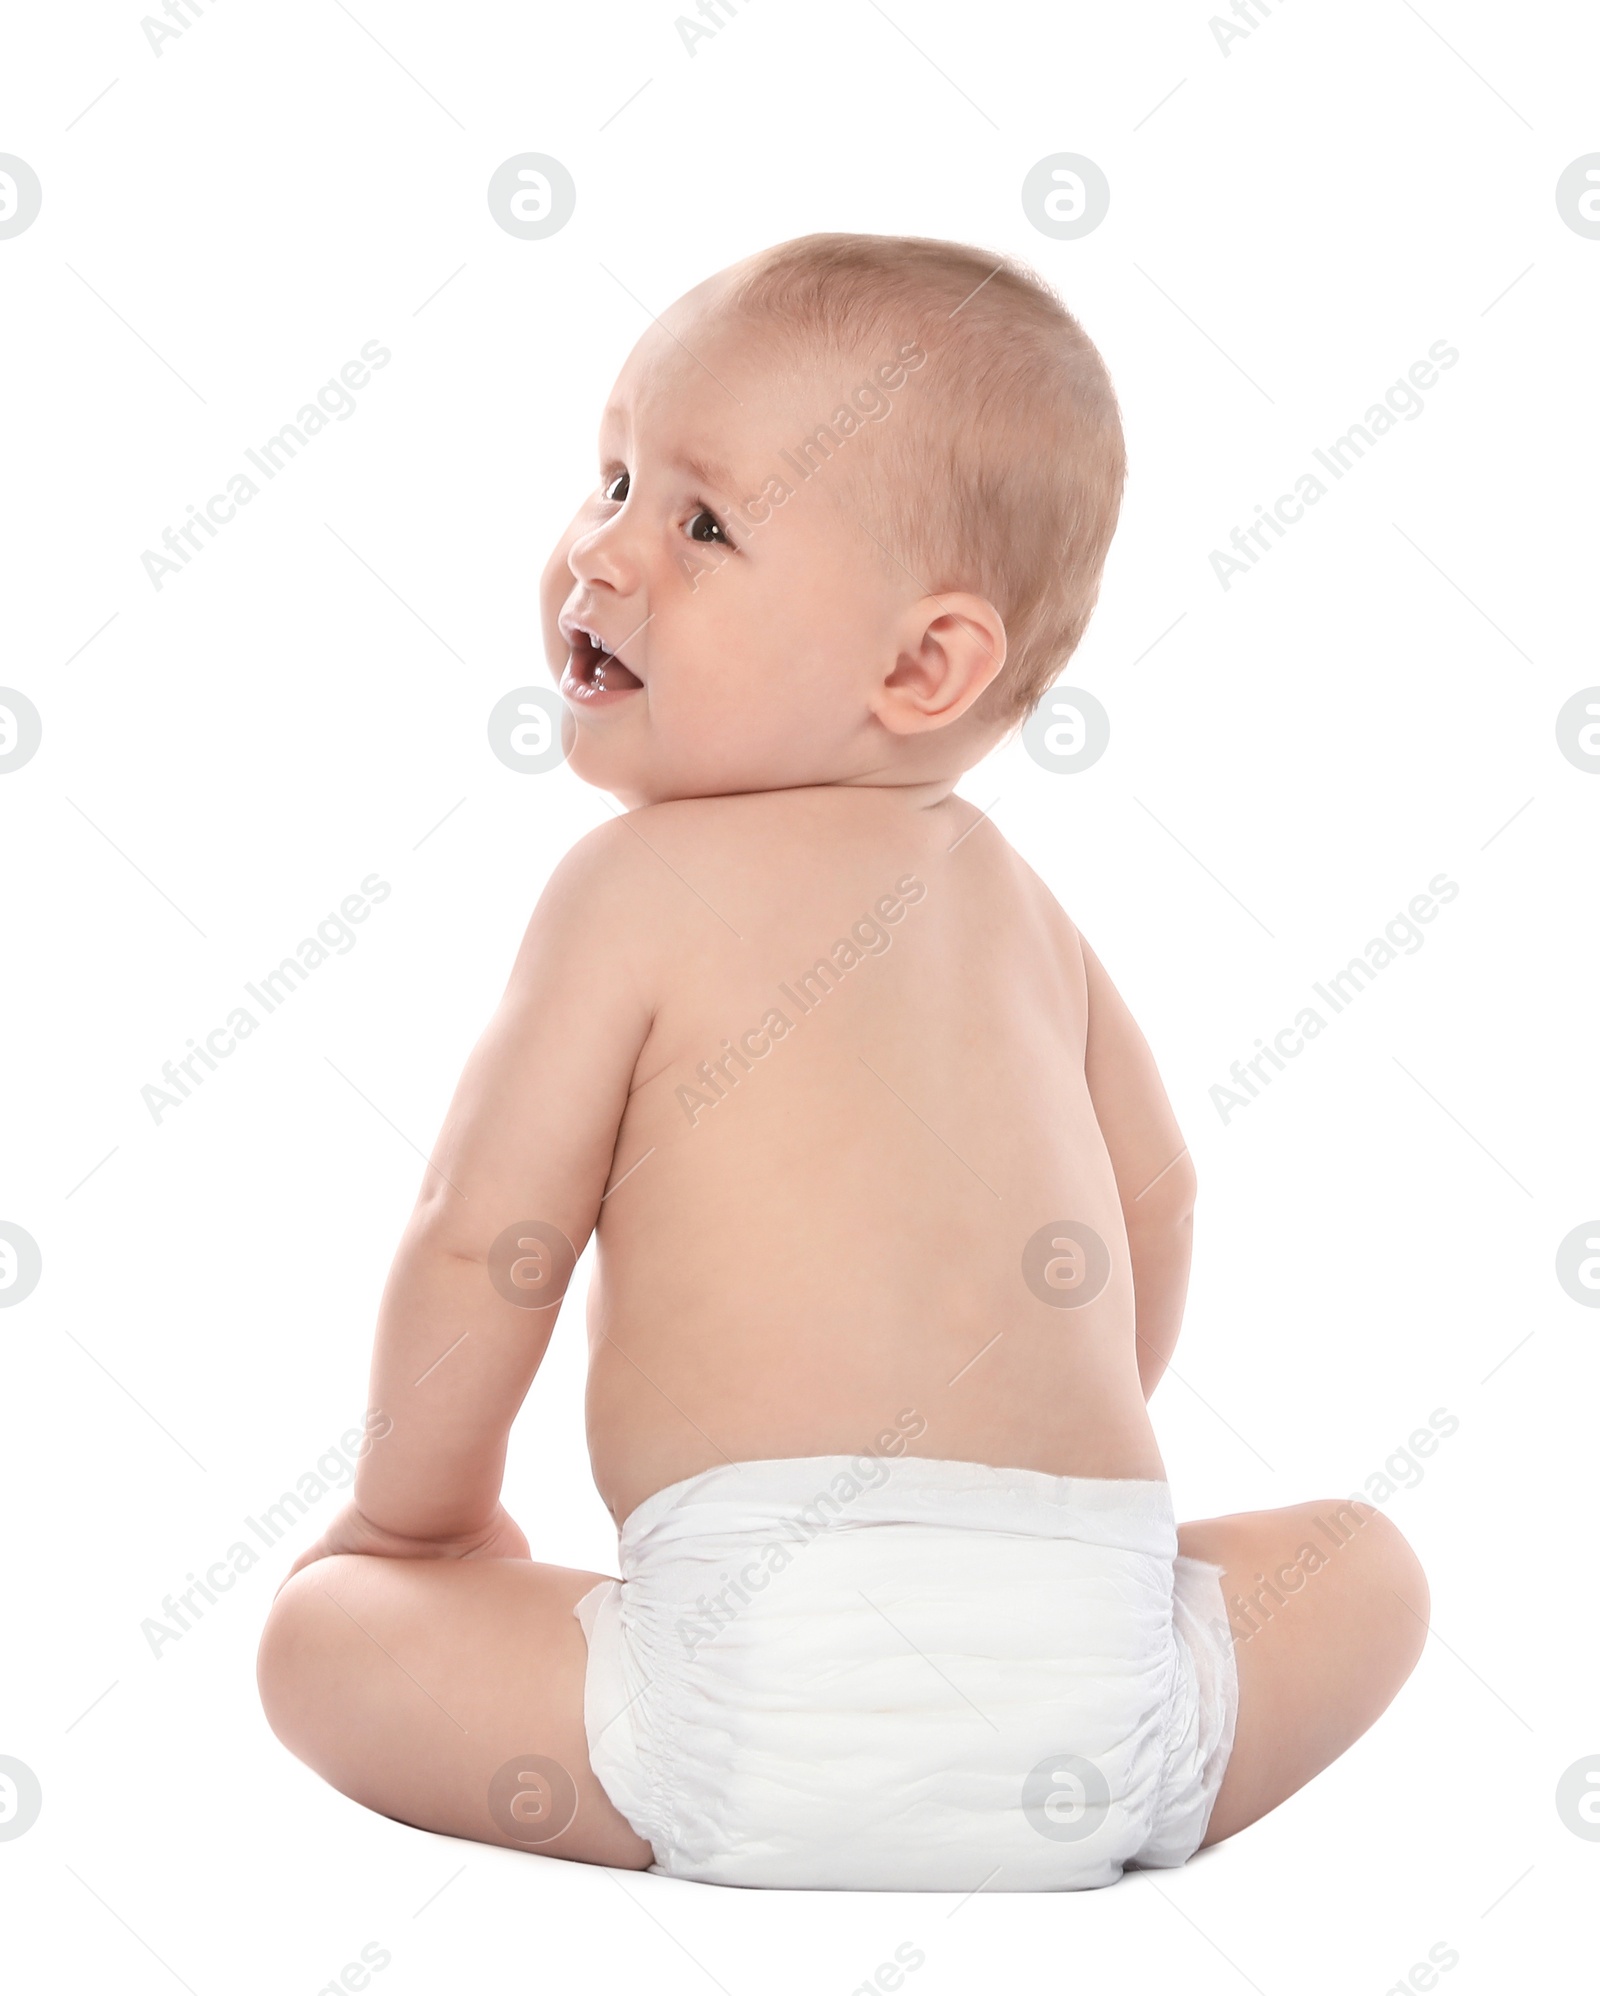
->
[988,835,1084,942]
[560,791,848,889]
[530,797,765,949]
[546,796,761,898]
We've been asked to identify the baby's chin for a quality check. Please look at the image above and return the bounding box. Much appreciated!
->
[562,726,854,808]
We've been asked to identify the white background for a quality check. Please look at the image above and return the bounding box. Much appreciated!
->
[2,0,1597,1989]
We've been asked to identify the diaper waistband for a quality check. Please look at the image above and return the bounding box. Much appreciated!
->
[617,1455,1178,1565]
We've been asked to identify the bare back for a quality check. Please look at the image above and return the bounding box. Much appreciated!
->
[262,781,1428,1878]
[586,786,1167,1522]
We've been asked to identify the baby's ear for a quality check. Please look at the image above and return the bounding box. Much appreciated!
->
[871,592,1007,735]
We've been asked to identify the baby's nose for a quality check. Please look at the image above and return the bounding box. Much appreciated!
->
[569,513,641,596]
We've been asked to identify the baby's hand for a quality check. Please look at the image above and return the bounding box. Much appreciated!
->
[277,1500,532,1594]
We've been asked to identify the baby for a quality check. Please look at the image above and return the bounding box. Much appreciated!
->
[257,233,1429,1890]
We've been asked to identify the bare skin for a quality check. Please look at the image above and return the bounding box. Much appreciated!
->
[258,280,1427,1875]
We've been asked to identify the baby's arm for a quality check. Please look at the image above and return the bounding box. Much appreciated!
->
[290,823,655,1575]
[1078,933,1196,1399]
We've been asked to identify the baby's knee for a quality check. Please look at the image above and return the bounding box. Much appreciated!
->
[1300,1496,1423,1584]
[1321,1500,1430,1670]
[255,1557,366,1750]
[1350,1504,1427,1612]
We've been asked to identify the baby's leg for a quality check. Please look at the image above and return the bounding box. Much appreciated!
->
[257,1554,653,1868]
[1178,1499,1429,1846]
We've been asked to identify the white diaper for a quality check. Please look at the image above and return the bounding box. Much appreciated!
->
[573,1455,1238,1891]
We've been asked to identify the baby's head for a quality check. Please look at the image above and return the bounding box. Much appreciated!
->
[540,232,1126,806]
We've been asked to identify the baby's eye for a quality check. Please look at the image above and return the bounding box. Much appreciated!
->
[601,470,629,502]
[687,506,729,546]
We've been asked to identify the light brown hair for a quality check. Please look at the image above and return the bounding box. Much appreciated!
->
[719,232,1127,728]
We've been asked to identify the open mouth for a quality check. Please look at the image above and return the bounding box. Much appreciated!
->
[561,621,644,700]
